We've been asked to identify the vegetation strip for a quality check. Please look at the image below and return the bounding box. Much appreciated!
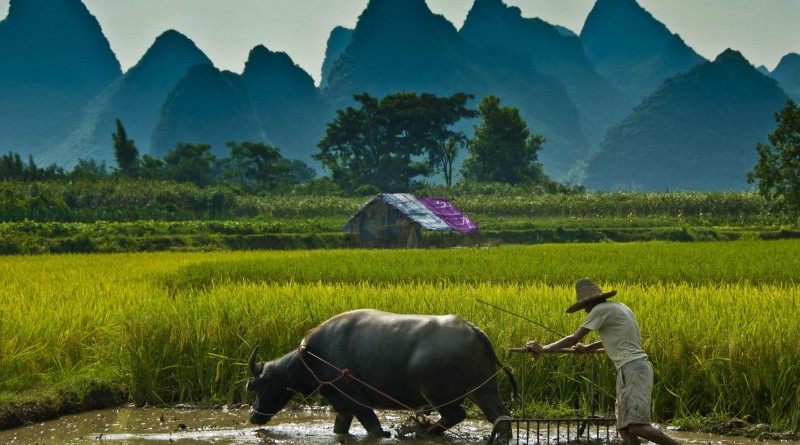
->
[1,183,798,254]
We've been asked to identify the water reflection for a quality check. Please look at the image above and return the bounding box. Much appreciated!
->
[0,407,792,445]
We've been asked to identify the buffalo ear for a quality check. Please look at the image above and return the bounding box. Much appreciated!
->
[248,345,264,377]
[247,376,266,392]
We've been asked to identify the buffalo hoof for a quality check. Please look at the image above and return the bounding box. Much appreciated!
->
[488,416,513,445]
[367,429,391,439]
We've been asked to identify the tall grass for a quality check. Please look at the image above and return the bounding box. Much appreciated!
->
[1,242,798,429]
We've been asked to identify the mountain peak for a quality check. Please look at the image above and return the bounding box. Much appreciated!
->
[582,0,682,59]
[245,45,296,70]
[580,0,703,102]
[469,0,512,15]
[153,29,197,47]
[1,0,121,82]
[0,0,122,159]
[714,48,748,64]
[355,0,457,37]
[320,26,353,88]
[6,0,93,24]
[127,30,212,80]
[771,53,800,83]
[242,45,315,90]
[323,0,469,97]
[363,0,431,17]
[463,0,574,50]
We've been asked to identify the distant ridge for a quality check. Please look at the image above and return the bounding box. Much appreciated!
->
[0,0,121,158]
[772,53,800,101]
[150,64,266,157]
[323,0,484,99]
[583,49,788,191]
[460,0,631,146]
[0,0,792,192]
[242,45,331,161]
[51,30,213,166]
[580,0,705,104]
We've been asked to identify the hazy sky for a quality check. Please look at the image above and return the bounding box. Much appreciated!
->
[2,0,799,84]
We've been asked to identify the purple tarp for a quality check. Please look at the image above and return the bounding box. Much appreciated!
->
[417,197,479,234]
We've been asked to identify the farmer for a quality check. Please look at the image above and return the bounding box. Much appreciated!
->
[526,278,680,445]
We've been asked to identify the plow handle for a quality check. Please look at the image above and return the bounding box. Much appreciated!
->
[509,347,605,354]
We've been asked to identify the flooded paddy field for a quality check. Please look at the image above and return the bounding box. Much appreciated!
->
[0,407,795,445]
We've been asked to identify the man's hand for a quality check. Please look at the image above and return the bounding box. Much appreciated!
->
[571,343,589,353]
[525,340,544,353]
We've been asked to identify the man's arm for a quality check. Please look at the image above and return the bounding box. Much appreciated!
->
[527,326,593,352]
[573,340,603,353]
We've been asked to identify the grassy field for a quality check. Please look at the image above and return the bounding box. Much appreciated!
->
[1,241,798,432]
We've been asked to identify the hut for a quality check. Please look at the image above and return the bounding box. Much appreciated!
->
[342,193,478,248]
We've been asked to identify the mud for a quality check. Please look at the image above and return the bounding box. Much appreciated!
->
[0,407,796,445]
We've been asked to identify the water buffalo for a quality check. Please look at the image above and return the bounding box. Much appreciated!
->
[247,309,516,438]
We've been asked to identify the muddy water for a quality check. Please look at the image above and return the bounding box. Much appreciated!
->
[0,407,795,445]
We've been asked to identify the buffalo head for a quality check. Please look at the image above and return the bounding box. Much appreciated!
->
[246,345,293,425]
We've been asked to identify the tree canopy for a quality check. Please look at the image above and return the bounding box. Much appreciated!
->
[315,92,475,192]
[223,141,297,192]
[460,95,547,186]
[748,99,800,212]
[163,143,217,187]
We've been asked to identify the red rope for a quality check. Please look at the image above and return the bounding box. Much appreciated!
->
[299,344,461,435]
[296,344,507,437]
[299,345,422,413]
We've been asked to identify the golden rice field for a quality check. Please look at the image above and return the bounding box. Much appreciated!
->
[1,240,798,430]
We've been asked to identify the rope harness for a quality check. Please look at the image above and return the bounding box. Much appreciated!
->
[295,341,509,434]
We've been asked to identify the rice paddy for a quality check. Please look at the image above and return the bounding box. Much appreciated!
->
[1,240,798,430]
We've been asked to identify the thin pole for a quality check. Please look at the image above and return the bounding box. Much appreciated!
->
[475,299,565,338]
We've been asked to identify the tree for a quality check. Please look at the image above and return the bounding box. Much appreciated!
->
[223,141,303,192]
[69,159,108,181]
[420,93,477,187]
[289,160,316,184]
[460,95,547,186]
[138,155,166,180]
[0,152,24,180]
[0,152,63,180]
[315,92,475,193]
[439,135,468,188]
[163,142,217,186]
[747,100,800,211]
[112,118,140,175]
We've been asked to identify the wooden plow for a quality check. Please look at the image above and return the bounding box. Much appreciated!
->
[489,348,618,445]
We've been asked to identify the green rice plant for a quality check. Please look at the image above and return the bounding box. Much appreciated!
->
[163,240,800,291]
[1,243,798,430]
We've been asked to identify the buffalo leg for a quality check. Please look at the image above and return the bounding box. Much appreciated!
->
[425,402,467,435]
[352,405,390,438]
[332,412,353,435]
[468,388,512,439]
[325,392,389,438]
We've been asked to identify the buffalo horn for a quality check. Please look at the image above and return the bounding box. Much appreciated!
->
[248,345,264,377]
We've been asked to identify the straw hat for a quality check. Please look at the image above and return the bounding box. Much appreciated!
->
[566,278,617,313]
